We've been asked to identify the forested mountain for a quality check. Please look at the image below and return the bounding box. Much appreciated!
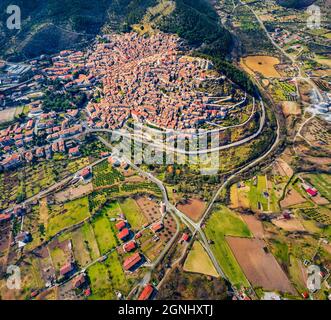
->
[156,0,232,58]
[0,0,156,60]
[0,0,231,60]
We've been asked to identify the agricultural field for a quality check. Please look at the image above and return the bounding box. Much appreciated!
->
[0,256,44,300]
[46,197,91,239]
[136,196,162,224]
[118,198,148,230]
[176,198,206,222]
[302,173,331,202]
[230,174,283,212]
[204,206,251,288]
[92,160,124,187]
[272,80,297,101]
[87,251,130,300]
[183,241,219,277]
[49,239,73,277]
[71,223,100,267]
[0,157,90,211]
[226,237,296,295]
[241,55,281,78]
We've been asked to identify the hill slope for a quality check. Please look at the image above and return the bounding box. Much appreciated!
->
[0,0,231,60]
[277,0,316,8]
[0,0,156,60]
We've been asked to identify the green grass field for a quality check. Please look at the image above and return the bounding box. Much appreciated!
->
[50,246,70,273]
[204,206,251,288]
[248,176,269,211]
[119,198,147,230]
[46,197,90,238]
[92,212,118,255]
[183,241,219,277]
[87,251,129,300]
[102,201,122,218]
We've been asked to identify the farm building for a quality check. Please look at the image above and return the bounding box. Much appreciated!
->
[60,263,74,276]
[302,183,318,197]
[80,168,91,179]
[123,252,142,271]
[123,241,136,253]
[72,274,86,288]
[181,233,190,242]
[138,284,154,300]
[116,220,126,231]
[150,222,164,233]
[118,228,130,241]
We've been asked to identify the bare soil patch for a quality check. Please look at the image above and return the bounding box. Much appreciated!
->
[281,102,301,116]
[176,198,206,222]
[55,183,93,202]
[242,215,265,239]
[226,237,296,294]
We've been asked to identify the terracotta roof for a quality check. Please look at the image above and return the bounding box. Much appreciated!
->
[123,252,141,271]
[118,228,130,240]
[150,222,163,233]
[60,263,74,276]
[123,241,136,252]
[116,220,126,231]
[138,284,154,300]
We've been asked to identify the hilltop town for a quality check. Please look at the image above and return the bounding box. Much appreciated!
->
[0,0,330,303]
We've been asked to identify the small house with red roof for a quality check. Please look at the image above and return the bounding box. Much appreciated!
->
[116,220,126,231]
[72,274,86,288]
[60,263,74,277]
[181,233,190,242]
[150,222,164,233]
[80,168,91,180]
[123,241,136,253]
[138,284,155,300]
[118,228,130,241]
